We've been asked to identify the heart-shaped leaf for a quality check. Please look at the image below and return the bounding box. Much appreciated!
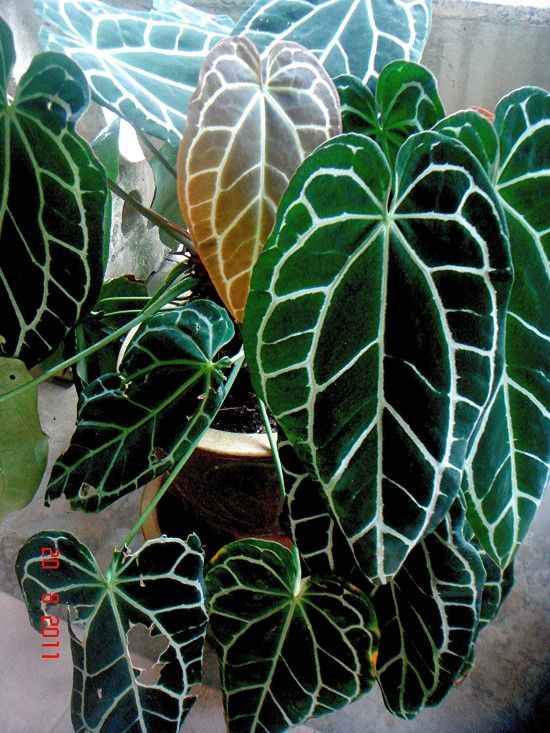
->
[460,88,550,569]
[0,17,107,367]
[177,36,342,321]
[35,0,234,142]
[16,531,207,733]
[244,131,512,585]
[373,498,485,718]
[0,358,49,520]
[206,539,379,732]
[46,299,234,511]
[234,0,433,87]
[336,60,444,165]
[434,110,499,178]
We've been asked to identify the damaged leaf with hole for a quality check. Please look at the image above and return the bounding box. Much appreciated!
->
[16,531,208,733]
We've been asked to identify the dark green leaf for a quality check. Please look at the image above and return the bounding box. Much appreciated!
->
[462,87,550,569]
[0,18,107,366]
[46,300,234,511]
[373,499,485,719]
[16,530,207,733]
[337,61,444,164]
[206,539,379,732]
[244,131,512,584]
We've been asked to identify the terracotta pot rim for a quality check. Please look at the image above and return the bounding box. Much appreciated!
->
[140,427,276,542]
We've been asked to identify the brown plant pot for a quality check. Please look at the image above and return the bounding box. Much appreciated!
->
[140,428,288,559]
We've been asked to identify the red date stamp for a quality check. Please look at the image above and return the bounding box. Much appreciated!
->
[40,546,61,660]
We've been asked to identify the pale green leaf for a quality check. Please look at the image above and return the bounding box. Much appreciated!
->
[16,530,207,732]
[35,0,234,142]
[234,0,432,87]
[336,60,444,164]
[0,358,49,520]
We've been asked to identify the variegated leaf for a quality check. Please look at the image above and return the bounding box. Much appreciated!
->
[35,0,234,142]
[461,87,550,569]
[16,531,207,733]
[373,498,485,718]
[0,17,107,366]
[336,60,444,164]
[46,300,234,511]
[177,36,341,321]
[234,0,432,87]
[206,539,378,732]
[244,132,512,585]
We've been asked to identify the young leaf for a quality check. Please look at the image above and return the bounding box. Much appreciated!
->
[433,110,499,178]
[46,300,234,511]
[206,539,379,732]
[16,531,207,733]
[177,36,342,321]
[234,0,433,87]
[244,132,512,585]
[373,498,485,719]
[0,18,107,367]
[336,60,444,165]
[461,87,550,569]
[0,358,49,521]
[35,0,234,142]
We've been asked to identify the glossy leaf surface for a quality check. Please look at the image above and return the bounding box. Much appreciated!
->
[47,300,234,511]
[206,539,378,732]
[16,531,207,733]
[461,87,550,569]
[373,499,485,718]
[245,131,512,584]
[337,61,444,164]
[177,36,341,321]
[234,0,432,87]
[0,358,49,520]
[0,18,107,366]
[36,0,233,142]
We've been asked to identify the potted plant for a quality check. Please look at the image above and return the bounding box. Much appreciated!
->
[0,1,548,732]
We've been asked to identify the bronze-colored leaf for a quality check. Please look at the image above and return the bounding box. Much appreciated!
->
[177,36,342,320]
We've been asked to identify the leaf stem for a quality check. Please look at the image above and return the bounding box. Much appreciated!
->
[112,351,246,566]
[258,398,285,500]
[137,131,177,178]
[0,275,197,406]
[108,179,192,248]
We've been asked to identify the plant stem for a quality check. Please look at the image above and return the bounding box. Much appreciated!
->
[112,351,246,566]
[137,131,177,178]
[0,275,197,406]
[108,179,192,247]
[258,397,286,500]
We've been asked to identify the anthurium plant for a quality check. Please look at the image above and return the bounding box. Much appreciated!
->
[0,1,548,731]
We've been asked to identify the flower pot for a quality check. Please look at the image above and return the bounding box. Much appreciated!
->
[140,428,286,558]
